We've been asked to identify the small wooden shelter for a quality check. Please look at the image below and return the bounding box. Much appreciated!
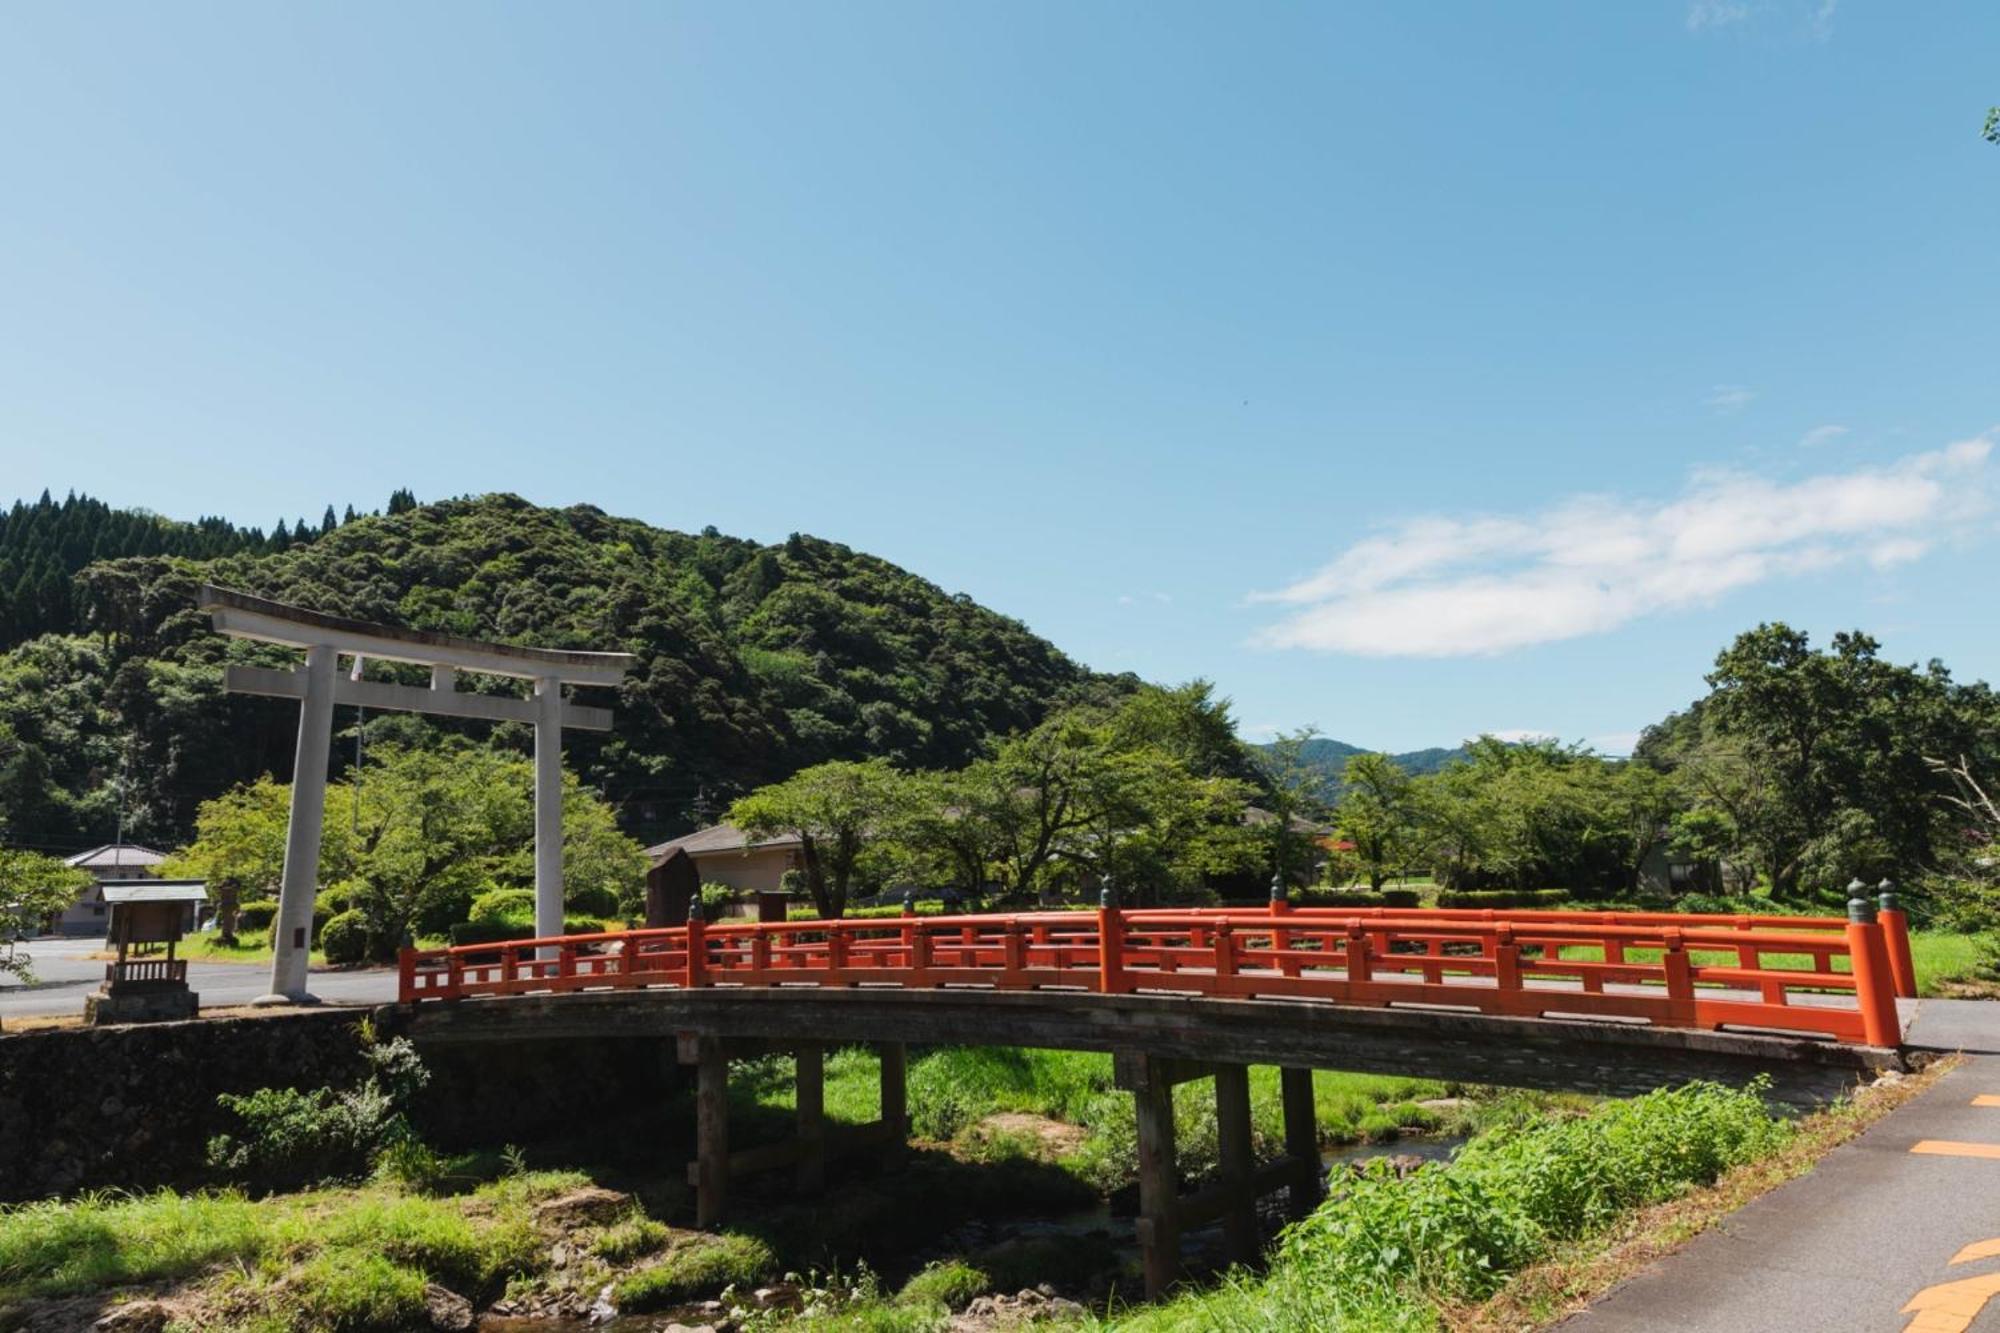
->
[86,881,207,1024]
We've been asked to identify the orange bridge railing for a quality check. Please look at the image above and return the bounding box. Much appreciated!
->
[398,900,1914,1047]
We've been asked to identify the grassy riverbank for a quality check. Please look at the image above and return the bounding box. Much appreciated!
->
[0,1041,1919,1333]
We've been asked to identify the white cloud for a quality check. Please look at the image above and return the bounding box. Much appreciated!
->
[1798,424,1848,448]
[1705,385,1756,414]
[1592,731,1644,756]
[1687,1,1750,31]
[1483,729,1554,744]
[1808,0,1837,39]
[1250,433,1994,659]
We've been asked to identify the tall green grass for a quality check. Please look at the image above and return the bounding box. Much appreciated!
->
[0,1190,267,1301]
[1115,1080,1791,1332]
[0,1170,586,1328]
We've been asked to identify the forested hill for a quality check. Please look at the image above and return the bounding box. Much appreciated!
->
[0,492,1106,853]
[1280,736,1470,788]
[0,487,424,648]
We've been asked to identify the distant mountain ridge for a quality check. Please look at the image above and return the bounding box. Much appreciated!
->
[1272,736,1471,788]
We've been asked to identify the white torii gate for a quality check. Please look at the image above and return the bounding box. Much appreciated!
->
[199,586,638,1004]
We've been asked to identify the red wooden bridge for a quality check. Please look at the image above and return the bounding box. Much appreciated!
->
[401,897,1915,1047]
[394,895,1914,1296]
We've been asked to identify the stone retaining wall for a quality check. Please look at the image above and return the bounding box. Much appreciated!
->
[0,1006,684,1203]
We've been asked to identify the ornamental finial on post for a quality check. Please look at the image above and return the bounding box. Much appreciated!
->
[1847,887,1876,924]
[1270,872,1288,906]
[1099,876,1119,911]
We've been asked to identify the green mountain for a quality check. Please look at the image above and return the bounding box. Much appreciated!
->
[0,492,1105,853]
[1272,736,1471,794]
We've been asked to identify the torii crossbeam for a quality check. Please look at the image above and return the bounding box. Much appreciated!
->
[200,585,638,1003]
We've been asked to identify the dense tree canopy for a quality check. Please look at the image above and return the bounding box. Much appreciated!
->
[164,742,647,958]
[1637,625,1999,899]
[0,850,91,980]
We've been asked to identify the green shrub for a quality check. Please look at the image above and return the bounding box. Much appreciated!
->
[320,910,369,965]
[615,1233,776,1310]
[447,915,615,946]
[236,899,280,931]
[1298,888,1422,909]
[896,1259,989,1310]
[207,1037,430,1192]
[468,887,535,926]
[1434,888,1572,910]
[1278,1079,1788,1303]
[593,1216,671,1263]
[373,1140,447,1193]
[286,1250,428,1332]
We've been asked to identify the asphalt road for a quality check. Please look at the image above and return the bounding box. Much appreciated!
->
[1562,1000,2000,1333]
[0,934,397,1019]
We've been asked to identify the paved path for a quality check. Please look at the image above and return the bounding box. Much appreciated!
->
[0,934,395,1019]
[1562,998,2000,1333]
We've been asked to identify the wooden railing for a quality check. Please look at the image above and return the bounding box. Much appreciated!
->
[399,902,1913,1047]
[105,957,188,987]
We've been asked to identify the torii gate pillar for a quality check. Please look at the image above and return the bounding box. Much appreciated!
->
[199,586,636,1005]
[272,643,338,1000]
[533,675,564,944]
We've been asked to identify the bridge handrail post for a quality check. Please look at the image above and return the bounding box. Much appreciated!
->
[445,951,464,1001]
[1877,883,1917,999]
[1846,898,1901,1047]
[685,897,707,989]
[909,917,933,988]
[826,923,848,982]
[397,946,417,1002]
[1492,924,1520,994]
[1212,917,1236,984]
[1001,917,1025,984]
[1098,880,1127,994]
[1344,920,1371,986]
[1660,927,1695,1019]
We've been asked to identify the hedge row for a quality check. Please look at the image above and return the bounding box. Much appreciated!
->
[1433,887,1574,909]
[445,916,623,947]
[1297,889,1423,909]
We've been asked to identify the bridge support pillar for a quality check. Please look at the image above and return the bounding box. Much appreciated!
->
[1214,1064,1257,1265]
[1125,1053,1182,1299]
[1281,1067,1324,1218]
[693,1037,728,1228]
[879,1041,909,1146]
[797,1041,826,1194]
[1116,1053,1329,1296]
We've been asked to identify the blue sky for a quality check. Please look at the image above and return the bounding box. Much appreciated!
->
[3,2,1995,753]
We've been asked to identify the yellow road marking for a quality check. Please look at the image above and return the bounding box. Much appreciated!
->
[1952,1238,2000,1266]
[1903,1274,2000,1332]
[1972,1095,2000,1108]
[1911,1140,2000,1160]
